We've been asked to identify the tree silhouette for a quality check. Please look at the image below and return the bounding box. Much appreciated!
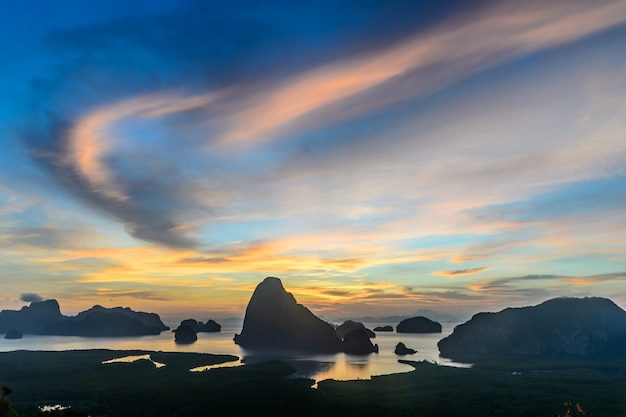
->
[0,385,12,417]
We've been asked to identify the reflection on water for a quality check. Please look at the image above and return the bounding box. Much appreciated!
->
[242,351,416,385]
[39,405,70,412]
[312,358,370,382]
[2,323,471,383]
[307,359,373,388]
[190,359,241,372]
[102,354,166,368]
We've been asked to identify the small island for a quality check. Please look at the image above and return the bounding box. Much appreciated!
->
[335,320,376,339]
[373,325,393,332]
[342,329,378,354]
[174,324,198,344]
[4,329,22,340]
[394,342,416,355]
[396,316,442,333]
[176,319,222,333]
[234,277,377,354]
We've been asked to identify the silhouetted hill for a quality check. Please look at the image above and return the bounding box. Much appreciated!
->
[335,320,375,339]
[75,305,169,331]
[200,319,222,332]
[174,324,198,344]
[39,312,162,337]
[234,277,342,352]
[413,309,462,324]
[342,329,378,354]
[0,300,63,333]
[396,316,442,333]
[0,300,169,337]
[4,329,23,339]
[334,310,462,324]
[394,342,416,355]
[176,318,221,333]
[438,297,626,359]
[373,325,393,332]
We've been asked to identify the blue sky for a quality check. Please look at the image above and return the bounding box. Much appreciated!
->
[1,0,625,321]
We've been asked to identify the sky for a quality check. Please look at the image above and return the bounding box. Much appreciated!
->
[1,0,625,322]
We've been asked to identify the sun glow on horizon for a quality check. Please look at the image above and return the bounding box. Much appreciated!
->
[1,0,626,318]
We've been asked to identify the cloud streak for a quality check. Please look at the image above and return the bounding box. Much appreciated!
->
[3,0,626,318]
[66,92,222,202]
[433,267,489,277]
[217,0,626,147]
[20,0,626,250]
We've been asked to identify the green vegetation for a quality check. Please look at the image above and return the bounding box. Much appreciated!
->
[316,360,626,417]
[1,350,625,416]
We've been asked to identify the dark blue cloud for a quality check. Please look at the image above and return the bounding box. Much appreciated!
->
[20,293,44,303]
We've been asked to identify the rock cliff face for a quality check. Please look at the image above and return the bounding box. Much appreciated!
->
[396,316,442,333]
[438,297,626,359]
[234,277,342,352]
[0,300,63,333]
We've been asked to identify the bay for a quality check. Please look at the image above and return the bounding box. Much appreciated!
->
[0,322,470,383]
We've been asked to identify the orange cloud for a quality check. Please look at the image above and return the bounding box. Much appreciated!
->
[468,284,485,292]
[67,1,626,175]
[450,256,486,263]
[67,91,221,202]
[565,278,601,286]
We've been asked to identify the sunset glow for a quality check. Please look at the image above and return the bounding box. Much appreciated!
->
[1,0,625,321]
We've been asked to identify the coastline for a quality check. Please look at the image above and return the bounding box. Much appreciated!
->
[1,349,624,416]
[0,323,469,384]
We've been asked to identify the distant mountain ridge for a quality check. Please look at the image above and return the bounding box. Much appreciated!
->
[438,297,626,359]
[0,299,169,337]
[333,309,462,324]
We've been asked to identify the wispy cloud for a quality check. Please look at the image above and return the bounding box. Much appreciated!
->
[563,272,626,286]
[217,0,626,147]
[467,272,626,309]
[469,274,560,292]
[20,0,626,250]
[433,267,489,277]
[93,288,171,301]
[66,92,222,202]
[3,0,626,318]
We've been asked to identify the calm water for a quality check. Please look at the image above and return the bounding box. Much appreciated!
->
[0,323,469,383]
